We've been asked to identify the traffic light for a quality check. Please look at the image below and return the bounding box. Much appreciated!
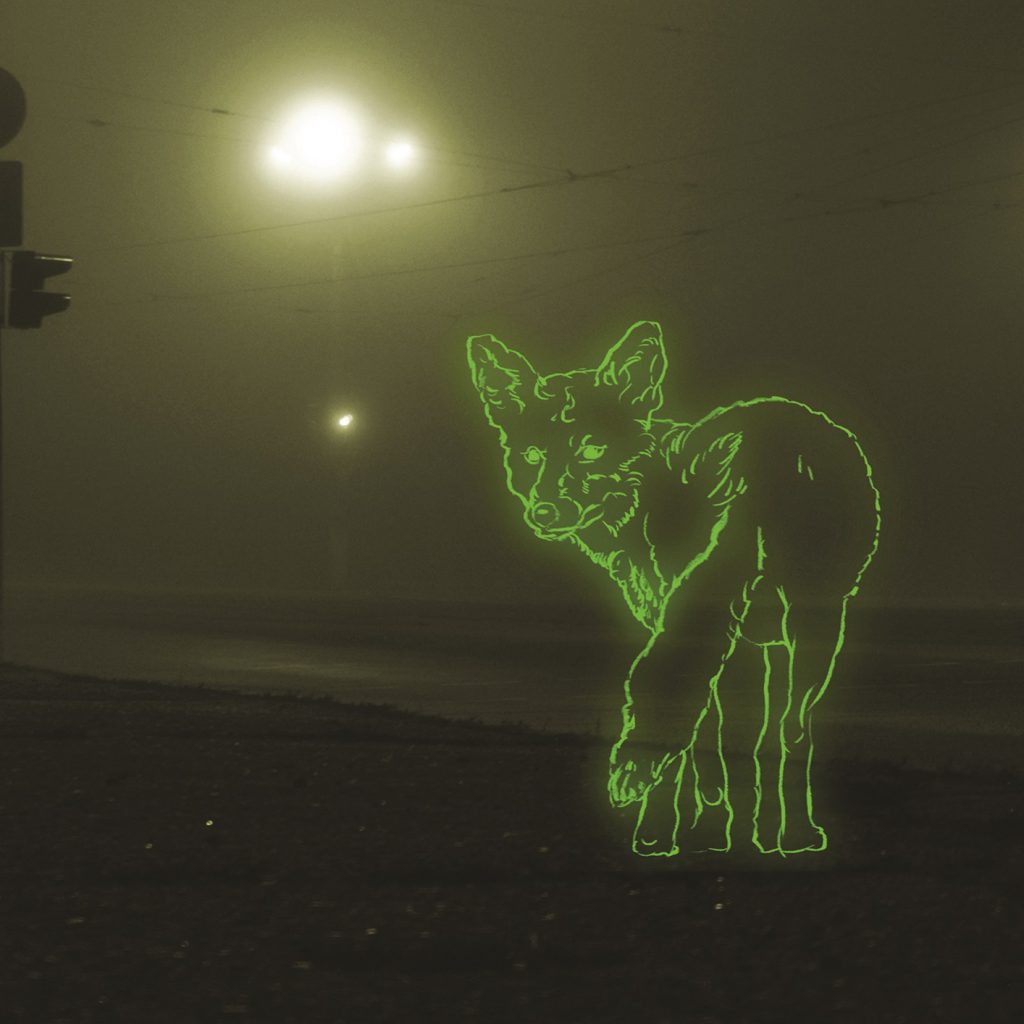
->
[4,250,72,329]
[0,161,22,246]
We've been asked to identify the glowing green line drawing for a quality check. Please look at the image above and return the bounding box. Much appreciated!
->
[467,321,880,857]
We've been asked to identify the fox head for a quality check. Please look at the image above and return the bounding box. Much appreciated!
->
[467,320,667,545]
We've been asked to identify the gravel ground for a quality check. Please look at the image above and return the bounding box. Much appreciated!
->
[0,665,1019,1023]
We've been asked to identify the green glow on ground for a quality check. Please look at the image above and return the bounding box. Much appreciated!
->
[468,321,880,857]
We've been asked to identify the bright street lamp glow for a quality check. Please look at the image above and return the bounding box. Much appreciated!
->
[384,137,418,171]
[267,99,365,183]
[337,413,354,429]
[268,145,293,169]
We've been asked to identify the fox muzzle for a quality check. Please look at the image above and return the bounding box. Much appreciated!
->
[526,498,583,538]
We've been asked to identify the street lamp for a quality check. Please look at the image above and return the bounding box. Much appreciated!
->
[265,95,422,187]
[327,408,359,590]
[383,137,418,172]
[266,98,365,185]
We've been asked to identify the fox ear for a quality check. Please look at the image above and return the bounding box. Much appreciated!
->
[466,334,539,427]
[595,320,666,421]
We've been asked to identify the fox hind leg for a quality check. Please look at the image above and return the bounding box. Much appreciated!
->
[772,601,848,854]
[750,643,789,852]
[686,690,732,851]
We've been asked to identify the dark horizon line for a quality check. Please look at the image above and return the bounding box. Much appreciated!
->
[5,579,1021,614]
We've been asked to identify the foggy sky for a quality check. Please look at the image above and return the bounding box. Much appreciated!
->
[1,0,1022,608]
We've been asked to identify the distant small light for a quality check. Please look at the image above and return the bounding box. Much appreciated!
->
[384,138,417,171]
[337,414,354,428]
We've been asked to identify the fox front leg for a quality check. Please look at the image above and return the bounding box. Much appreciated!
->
[609,644,735,859]
[610,638,740,856]
[620,717,726,857]
[608,691,681,810]
[609,544,753,855]
[629,753,686,857]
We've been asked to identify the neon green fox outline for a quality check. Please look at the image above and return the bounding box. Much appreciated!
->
[467,321,880,857]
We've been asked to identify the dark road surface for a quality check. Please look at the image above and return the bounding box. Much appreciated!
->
[0,665,1019,1022]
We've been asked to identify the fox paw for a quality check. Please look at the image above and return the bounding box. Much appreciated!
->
[778,820,828,854]
[633,830,679,857]
[608,759,650,807]
[608,742,673,808]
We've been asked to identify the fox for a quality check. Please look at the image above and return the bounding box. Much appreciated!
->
[467,320,880,857]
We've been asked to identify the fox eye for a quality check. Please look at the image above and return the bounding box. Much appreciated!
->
[522,446,543,465]
[579,443,607,462]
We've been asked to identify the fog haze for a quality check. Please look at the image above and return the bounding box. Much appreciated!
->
[2,1,1022,608]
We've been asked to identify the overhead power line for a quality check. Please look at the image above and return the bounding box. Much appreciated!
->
[34,68,1024,174]
[33,76,265,119]
[118,160,1023,310]
[37,112,566,176]
[86,167,628,254]
[422,0,1024,77]
[827,106,1024,189]
[91,133,1024,257]
[26,68,1024,187]
[41,79,1024,198]
[150,226,712,301]
[43,70,1024,259]
[37,113,256,144]
[154,155,1016,306]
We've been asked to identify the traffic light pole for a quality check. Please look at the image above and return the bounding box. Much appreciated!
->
[1,73,73,663]
[0,255,5,663]
[0,322,5,664]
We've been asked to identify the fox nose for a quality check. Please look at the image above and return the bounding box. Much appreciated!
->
[530,502,560,528]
